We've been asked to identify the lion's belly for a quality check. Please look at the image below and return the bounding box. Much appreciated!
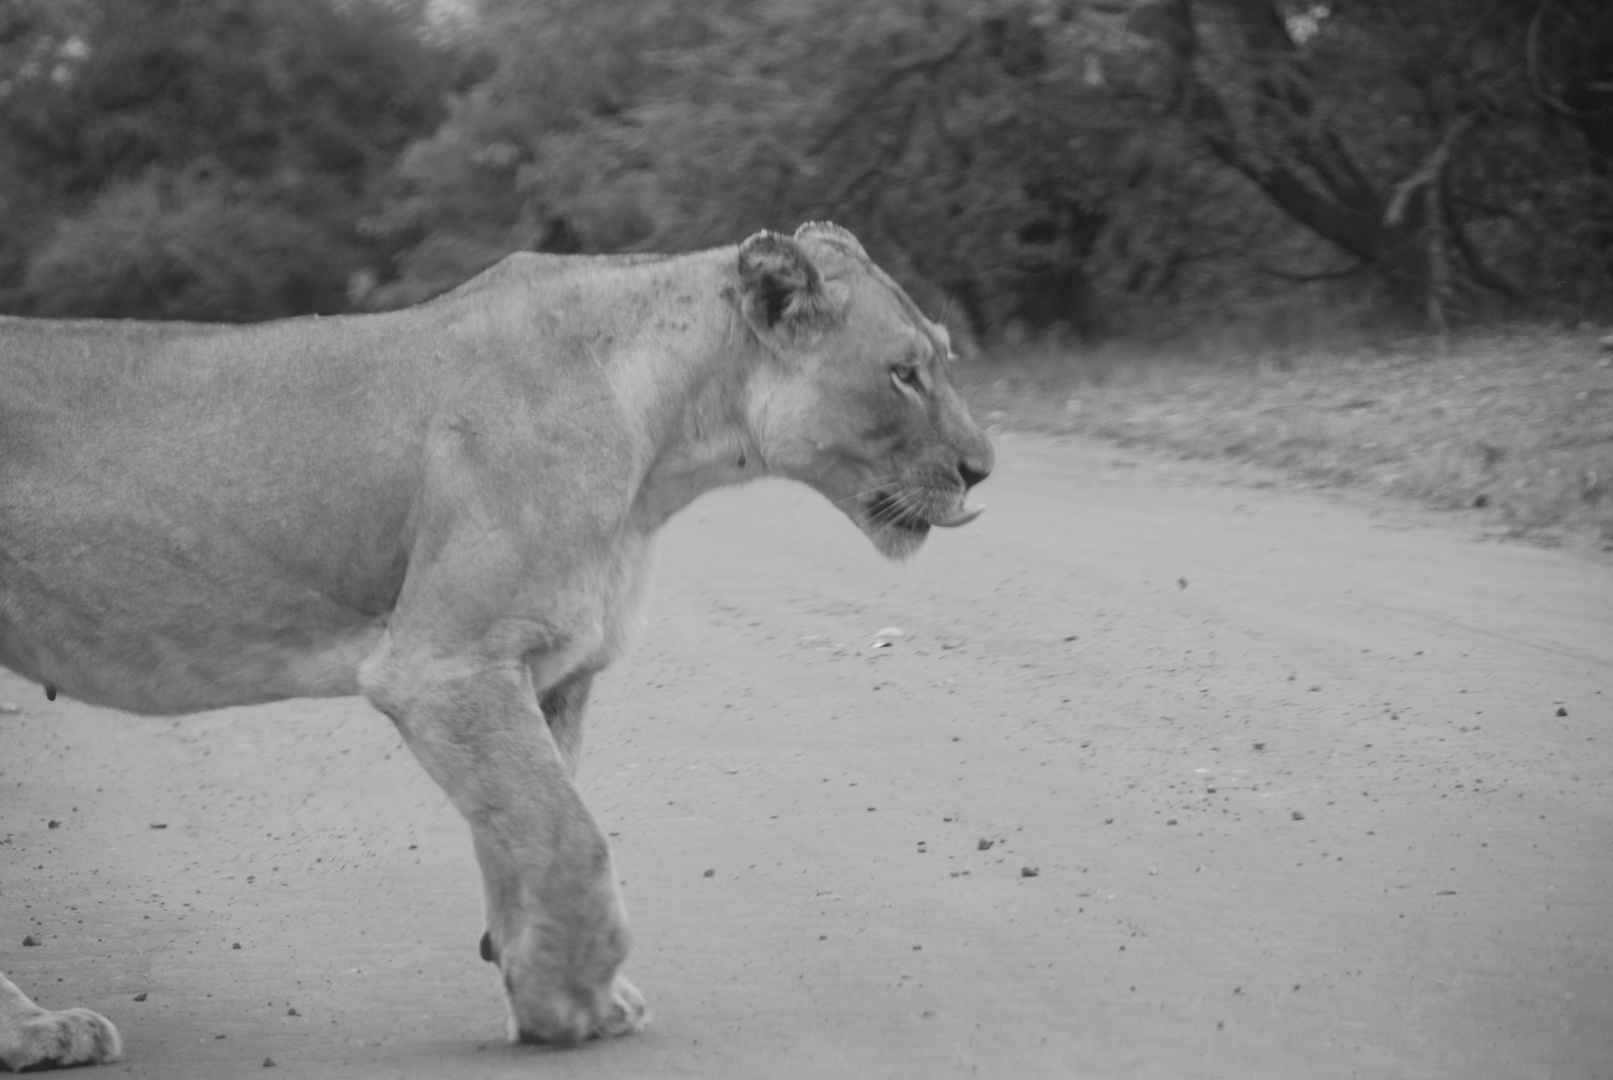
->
[1,392,414,713]
[0,577,389,715]
[0,501,401,715]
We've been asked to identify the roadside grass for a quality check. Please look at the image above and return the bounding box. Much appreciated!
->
[958,328,1613,549]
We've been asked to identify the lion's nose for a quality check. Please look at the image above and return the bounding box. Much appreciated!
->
[958,457,991,490]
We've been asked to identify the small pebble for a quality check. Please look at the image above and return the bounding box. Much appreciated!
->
[977,838,994,851]
[134,993,148,1002]
[0,702,19,714]
[703,868,715,878]
[1291,811,1305,821]
[48,820,60,829]
[263,1058,277,1068]
[1021,866,1039,878]
[1556,706,1568,717]
[21,935,40,947]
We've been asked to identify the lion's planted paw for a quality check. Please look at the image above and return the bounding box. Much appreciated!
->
[0,1007,122,1071]
[595,975,649,1039]
[506,975,649,1047]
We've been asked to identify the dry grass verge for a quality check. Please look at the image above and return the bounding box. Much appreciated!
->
[959,328,1613,549]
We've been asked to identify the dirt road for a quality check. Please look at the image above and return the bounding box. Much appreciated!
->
[3,432,1610,1080]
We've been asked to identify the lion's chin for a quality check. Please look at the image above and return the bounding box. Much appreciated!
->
[867,520,930,561]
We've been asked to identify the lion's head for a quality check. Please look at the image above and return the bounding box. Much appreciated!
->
[735,222,994,560]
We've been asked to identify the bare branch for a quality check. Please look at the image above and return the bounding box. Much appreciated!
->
[1384,114,1476,227]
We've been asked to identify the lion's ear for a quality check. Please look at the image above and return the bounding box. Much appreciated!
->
[794,221,867,258]
[737,231,835,333]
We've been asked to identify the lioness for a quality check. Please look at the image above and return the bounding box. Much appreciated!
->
[0,222,991,1069]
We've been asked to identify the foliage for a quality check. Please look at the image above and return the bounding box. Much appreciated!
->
[3,0,1610,334]
[20,167,351,321]
[1168,0,1613,327]
[366,0,1613,338]
[0,0,467,320]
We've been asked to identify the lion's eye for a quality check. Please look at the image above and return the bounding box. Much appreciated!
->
[891,363,922,391]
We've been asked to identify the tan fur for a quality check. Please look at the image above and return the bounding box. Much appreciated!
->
[0,973,122,1071]
[0,222,992,1060]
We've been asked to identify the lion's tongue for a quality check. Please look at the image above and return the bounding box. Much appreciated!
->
[930,505,984,528]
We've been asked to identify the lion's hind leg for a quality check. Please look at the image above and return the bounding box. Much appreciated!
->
[0,972,121,1071]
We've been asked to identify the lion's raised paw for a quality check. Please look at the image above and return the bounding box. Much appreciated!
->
[0,1007,122,1071]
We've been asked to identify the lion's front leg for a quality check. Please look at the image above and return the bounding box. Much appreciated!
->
[360,639,647,1046]
[0,971,121,1071]
[539,668,595,777]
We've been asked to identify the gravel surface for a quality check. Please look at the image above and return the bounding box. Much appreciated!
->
[2,432,1610,1079]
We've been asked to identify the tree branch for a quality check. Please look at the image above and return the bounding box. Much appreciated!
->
[1384,114,1476,226]
[1203,130,1385,264]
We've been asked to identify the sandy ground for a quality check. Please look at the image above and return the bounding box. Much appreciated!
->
[2,431,1610,1080]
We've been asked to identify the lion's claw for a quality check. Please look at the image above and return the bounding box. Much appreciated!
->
[595,975,649,1039]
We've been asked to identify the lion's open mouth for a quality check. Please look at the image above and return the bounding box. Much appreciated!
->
[865,491,984,533]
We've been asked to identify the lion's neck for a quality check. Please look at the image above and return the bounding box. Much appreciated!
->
[622,281,769,533]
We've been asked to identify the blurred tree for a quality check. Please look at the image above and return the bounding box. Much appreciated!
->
[360,0,719,308]
[367,0,1368,336]
[8,0,1608,332]
[1154,0,1613,326]
[369,0,1168,335]
[0,0,469,320]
